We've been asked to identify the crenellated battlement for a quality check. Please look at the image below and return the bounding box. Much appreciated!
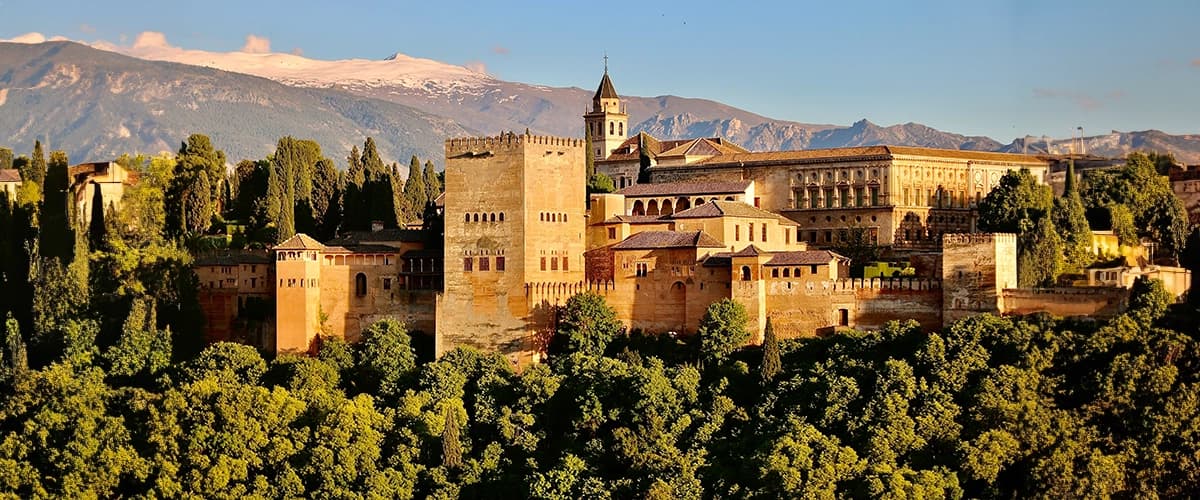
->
[445,132,586,156]
[942,232,1017,246]
[784,277,943,293]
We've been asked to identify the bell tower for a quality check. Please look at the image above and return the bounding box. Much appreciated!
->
[583,57,628,161]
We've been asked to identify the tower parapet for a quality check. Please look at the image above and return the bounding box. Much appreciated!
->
[445,133,587,157]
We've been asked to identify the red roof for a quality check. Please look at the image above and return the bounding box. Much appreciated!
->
[611,230,724,250]
[764,250,845,266]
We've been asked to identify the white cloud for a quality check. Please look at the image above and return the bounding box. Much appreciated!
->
[2,32,48,44]
[241,34,270,54]
[463,60,488,75]
[132,31,172,50]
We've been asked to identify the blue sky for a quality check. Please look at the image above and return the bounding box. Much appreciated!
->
[2,0,1198,142]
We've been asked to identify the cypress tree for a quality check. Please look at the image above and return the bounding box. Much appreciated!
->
[637,133,652,184]
[585,125,596,178]
[360,138,397,229]
[88,184,106,251]
[40,151,74,263]
[5,312,27,377]
[403,155,427,222]
[760,317,781,382]
[29,139,47,185]
[423,160,441,203]
[0,147,12,170]
[442,405,462,469]
[1054,160,1094,273]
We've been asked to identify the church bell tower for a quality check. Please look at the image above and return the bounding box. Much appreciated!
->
[583,58,628,161]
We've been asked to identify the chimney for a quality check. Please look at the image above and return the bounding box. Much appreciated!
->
[371,220,384,232]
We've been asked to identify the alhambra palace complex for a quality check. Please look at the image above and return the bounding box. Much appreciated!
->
[189,71,1192,367]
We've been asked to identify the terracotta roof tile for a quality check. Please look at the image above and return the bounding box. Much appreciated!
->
[690,145,1047,167]
[669,200,798,225]
[617,181,751,197]
[602,215,667,224]
[0,169,21,183]
[594,72,619,100]
[599,133,748,163]
[274,233,325,250]
[730,245,764,257]
[611,230,724,250]
[764,250,846,266]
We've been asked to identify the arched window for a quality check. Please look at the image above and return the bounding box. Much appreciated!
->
[741,266,752,281]
[647,200,659,216]
[618,122,624,135]
[490,213,496,222]
[473,213,479,222]
[677,197,691,211]
[661,199,673,214]
[609,121,614,135]
[632,200,645,216]
[499,212,504,222]
[783,268,791,278]
[355,273,367,296]
[464,214,470,223]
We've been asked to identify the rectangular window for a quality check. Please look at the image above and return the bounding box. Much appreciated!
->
[811,265,818,274]
[855,187,864,207]
[383,278,391,290]
[749,223,755,241]
[870,187,879,206]
[551,257,558,271]
[464,258,473,272]
[824,188,834,208]
[793,189,804,209]
[479,256,490,271]
[824,231,833,243]
[809,188,819,209]
[840,188,849,208]
[771,268,779,278]
[540,257,547,271]
[762,224,767,242]
[496,257,505,271]
[735,225,740,241]
[754,197,761,208]
[608,227,617,239]
[785,229,790,245]
[563,256,569,272]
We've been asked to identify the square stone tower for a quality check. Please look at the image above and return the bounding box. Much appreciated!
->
[439,132,587,367]
[941,233,1018,326]
[273,234,326,354]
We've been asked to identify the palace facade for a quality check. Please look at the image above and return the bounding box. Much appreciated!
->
[195,70,1181,367]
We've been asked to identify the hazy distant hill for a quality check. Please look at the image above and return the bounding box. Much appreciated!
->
[0,41,473,166]
[3,40,1199,169]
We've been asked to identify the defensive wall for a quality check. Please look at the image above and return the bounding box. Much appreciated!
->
[1001,287,1128,319]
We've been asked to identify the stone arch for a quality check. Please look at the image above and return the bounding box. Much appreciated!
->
[667,281,687,331]
[741,266,752,281]
[661,199,673,215]
[619,122,624,136]
[647,199,659,216]
[490,213,496,222]
[695,198,705,205]
[632,200,645,216]
[724,196,735,201]
[676,197,691,211]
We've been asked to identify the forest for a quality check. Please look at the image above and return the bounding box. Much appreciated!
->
[1,137,1200,498]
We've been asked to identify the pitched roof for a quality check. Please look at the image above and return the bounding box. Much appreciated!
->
[701,252,733,267]
[599,133,748,163]
[274,233,325,250]
[690,145,1046,167]
[669,200,798,225]
[617,180,751,197]
[594,72,619,100]
[656,138,749,158]
[765,250,846,266]
[0,169,21,183]
[730,245,765,257]
[602,214,667,224]
[611,230,724,250]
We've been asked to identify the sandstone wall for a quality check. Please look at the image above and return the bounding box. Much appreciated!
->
[1001,287,1128,318]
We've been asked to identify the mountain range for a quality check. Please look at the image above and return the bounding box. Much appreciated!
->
[2,40,1199,168]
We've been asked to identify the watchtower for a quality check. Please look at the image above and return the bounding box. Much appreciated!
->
[273,234,325,353]
[439,132,587,367]
[941,233,1018,326]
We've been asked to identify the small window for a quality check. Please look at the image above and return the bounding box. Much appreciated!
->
[810,265,818,274]
[762,224,767,242]
[540,257,547,271]
[562,256,569,272]
[551,257,558,271]
[499,213,505,222]
[608,227,617,239]
[741,266,751,281]
[783,268,791,278]
[465,214,471,223]
[735,225,741,241]
[479,257,490,271]
[490,213,496,222]
[355,273,367,296]
[383,278,392,290]
[473,213,479,222]
[749,223,755,241]
[464,258,473,272]
[496,257,505,271]
[771,268,779,278]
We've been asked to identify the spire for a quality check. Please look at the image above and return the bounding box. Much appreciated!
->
[593,59,618,101]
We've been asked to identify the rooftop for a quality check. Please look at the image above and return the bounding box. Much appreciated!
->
[617,180,751,197]
[611,230,724,250]
[0,169,20,183]
[274,233,325,250]
[669,200,798,225]
[765,250,846,266]
[690,145,1047,167]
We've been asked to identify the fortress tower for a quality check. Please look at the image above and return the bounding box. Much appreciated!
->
[273,234,325,353]
[438,132,587,367]
[583,66,628,162]
[941,233,1018,326]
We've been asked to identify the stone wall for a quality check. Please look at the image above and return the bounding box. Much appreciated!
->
[941,233,1017,326]
[1001,287,1128,318]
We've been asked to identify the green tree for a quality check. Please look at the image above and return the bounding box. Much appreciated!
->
[442,403,463,469]
[40,151,74,263]
[1017,215,1064,287]
[183,170,214,234]
[423,160,441,203]
[1127,277,1171,325]
[1053,161,1093,273]
[88,184,106,251]
[311,157,341,240]
[977,168,1052,233]
[0,147,12,170]
[356,318,416,399]
[1082,152,1189,257]
[698,298,750,363]
[1107,204,1137,247]
[760,317,780,382]
[587,172,616,194]
[403,155,427,222]
[5,312,28,377]
[28,139,47,185]
[552,292,622,357]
